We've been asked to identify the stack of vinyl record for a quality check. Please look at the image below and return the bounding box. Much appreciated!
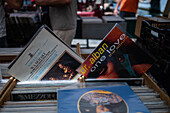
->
[83,79,170,113]
[131,85,170,113]
[10,80,77,101]
[0,100,57,113]
[0,80,77,113]
[56,80,169,113]
[0,78,170,113]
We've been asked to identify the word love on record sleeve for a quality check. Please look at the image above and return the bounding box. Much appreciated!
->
[58,85,150,113]
[8,25,84,81]
[76,23,154,79]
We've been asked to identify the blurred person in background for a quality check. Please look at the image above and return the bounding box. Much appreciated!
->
[113,0,139,18]
[0,0,23,47]
[34,0,77,46]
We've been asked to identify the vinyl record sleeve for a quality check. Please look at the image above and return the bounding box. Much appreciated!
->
[76,23,154,79]
[8,25,84,81]
[58,85,150,113]
[15,80,77,88]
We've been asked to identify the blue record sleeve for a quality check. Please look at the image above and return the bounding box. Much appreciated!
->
[58,84,150,113]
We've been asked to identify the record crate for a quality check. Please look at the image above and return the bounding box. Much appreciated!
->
[140,20,170,74]
[0,47,170,112]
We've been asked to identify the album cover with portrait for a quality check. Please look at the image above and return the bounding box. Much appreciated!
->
[76,23,154,79]
[58,85,150,113]
[8,25,84,81]
[41,51,81,80]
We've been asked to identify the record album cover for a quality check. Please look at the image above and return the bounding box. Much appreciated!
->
[76,24,154,79]
[58,85,150,113]
[8,25,84,81]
